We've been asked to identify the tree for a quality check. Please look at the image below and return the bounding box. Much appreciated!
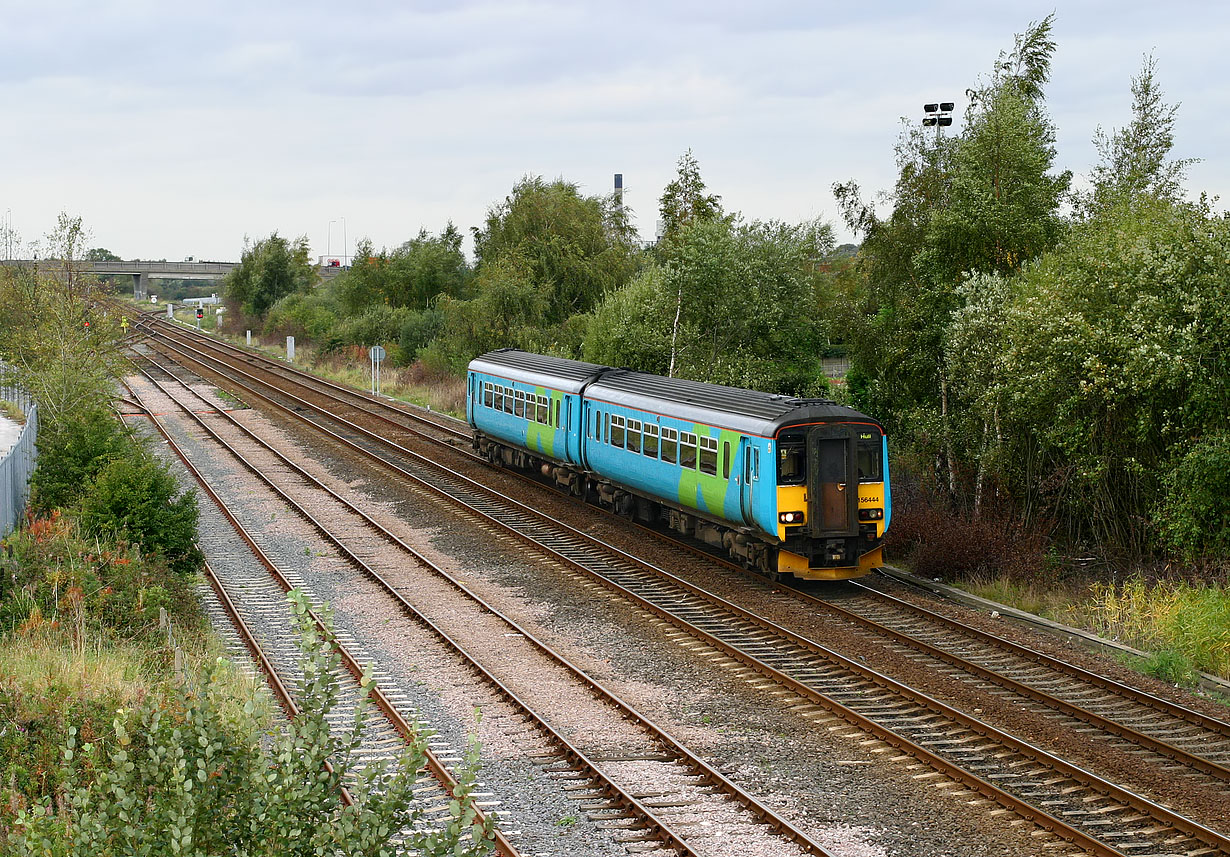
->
[658,149,725,243]
[1087,54,1196,210]
[336,225,471,315]
[223,233,315,319]
[585,217,834,395]
[86,247,121,262]
[471,176,640,325]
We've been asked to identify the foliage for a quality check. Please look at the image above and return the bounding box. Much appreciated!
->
[398,308,445,361]
[0,216,124,430]
[76,449,203,579]
[85,248,120,262]
[1156,433,1230,560]
[223,233,315,319]
[0,512,201,637]
[472,176,641,325]
[29,409,129,511]
[6,592,497,856]
[657,148,726,243]
[585,217,835,395]
[1084,578,1230,681]
[336,226,471,314]
[1087,54,1197,210]
[320,305,412,356]
[264,289,341,341]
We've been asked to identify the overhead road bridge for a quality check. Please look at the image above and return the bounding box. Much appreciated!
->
[0,259,238,299]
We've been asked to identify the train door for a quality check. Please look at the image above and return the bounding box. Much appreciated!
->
[806,425,859,537]
[739,438,757,526]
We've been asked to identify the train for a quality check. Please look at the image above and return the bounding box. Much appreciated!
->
[465,349,890,581]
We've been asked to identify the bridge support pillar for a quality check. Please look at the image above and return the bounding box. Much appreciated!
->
[132,273,147,300]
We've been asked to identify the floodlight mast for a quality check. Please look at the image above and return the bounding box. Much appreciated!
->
[922,101,954,136]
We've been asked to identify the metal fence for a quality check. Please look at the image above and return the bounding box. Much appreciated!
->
[0,386,37,539]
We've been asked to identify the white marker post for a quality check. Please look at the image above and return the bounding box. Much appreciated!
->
[287,336,295,362]
[370,345,386,396]
[246,330,251,346]
[166,303,174,319]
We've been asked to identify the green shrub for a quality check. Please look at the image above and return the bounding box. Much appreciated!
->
[30,408,128,512]
[76,448,202,578]
[399,307,444,361]
[1156,433,1230,560]
[6,593,497,856]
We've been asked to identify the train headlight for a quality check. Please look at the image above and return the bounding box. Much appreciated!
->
[778,511,804,524]
[858,508,884,521]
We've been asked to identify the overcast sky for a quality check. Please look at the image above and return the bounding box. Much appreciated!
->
[2,1,1227,263]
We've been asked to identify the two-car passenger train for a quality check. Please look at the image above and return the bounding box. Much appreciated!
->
[466,349,890,581]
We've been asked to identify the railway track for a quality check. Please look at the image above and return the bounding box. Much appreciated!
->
[125,378,517,855]
[125,350,837,857]
[131,314,1230,856]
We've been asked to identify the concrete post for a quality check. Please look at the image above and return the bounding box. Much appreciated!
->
[246,330,251,346]
[166,302,173,319]
[286,336,295,362]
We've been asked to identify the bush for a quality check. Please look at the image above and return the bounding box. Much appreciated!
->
[76,449,202,578]
[399,307,444,361]
[1156,433,1230,560]
[264,291,339,340]
[6,593,498,856]
[322,305,410,354]
[30,408,128,512]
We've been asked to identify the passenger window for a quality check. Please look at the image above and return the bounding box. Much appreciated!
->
[643,424,659,458]
[604,412,610,443]
[753,448,760,481]
[484,383,494,409]
[611,415,625,448]
[661,427,678,464]
[722,441,731,479]
[554,399,561,428]
[514,390,525,419]
[680,432,698,469]
[627,419,642,454]
[699,435,717,476]
[536,395,548,424]
[493,386,503,411]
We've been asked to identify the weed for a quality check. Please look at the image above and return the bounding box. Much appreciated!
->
[0,399,25,423]
[555,814,577,828]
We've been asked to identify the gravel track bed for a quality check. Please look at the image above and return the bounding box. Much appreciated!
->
[125,374,481,846]
[136,362,837,857]
[132,346,1087,855]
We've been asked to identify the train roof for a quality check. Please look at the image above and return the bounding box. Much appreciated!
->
[469,349,608,394]
[470,349,882,437]
[587,370,881,437]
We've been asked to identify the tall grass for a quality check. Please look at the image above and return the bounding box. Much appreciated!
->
[1076,579,1230,682]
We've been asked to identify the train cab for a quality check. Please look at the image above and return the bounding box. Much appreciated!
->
[772,420,890,580]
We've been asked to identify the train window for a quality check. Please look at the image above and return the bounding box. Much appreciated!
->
[722,441,731,479]
[554,399,561,428]
[483,383,494,409]
[661,427,678,464]
[778,439,806,485]
[752,448,760,481]
[611,415,625,447]
[604,412,610,443]
[643,424,659,458]
[680,432,698,469]
[699,435,717,476]
[493,387,504,412]
[536,394,549,424]
[857,432,883,481]
[514,390,525,419]
[627,419,642,454]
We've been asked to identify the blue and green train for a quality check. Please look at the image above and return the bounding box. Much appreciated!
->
[466,349,890,581]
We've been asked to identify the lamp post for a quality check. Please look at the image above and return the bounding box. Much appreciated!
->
[328,219,336,258]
